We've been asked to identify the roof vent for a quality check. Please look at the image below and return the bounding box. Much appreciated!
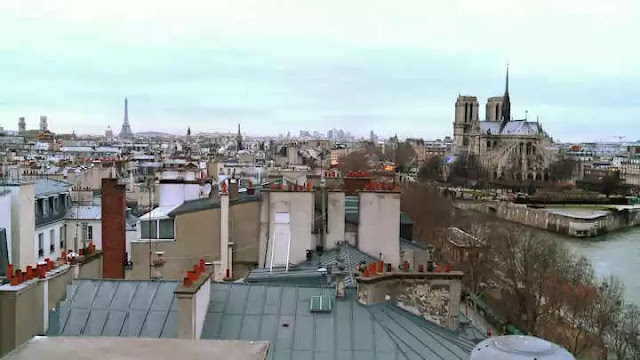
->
[310,295,332,313]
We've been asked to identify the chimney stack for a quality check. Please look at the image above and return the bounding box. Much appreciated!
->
[101,178,126,278]
[228,178,239,201]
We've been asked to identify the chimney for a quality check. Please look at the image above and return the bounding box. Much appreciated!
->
[220,183,230,279]
[228,178,239,200]
[101,178,125,278]
[174,262,213,339]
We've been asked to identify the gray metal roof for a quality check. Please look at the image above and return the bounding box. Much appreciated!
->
[246,242,378,288]
[48,279,179,338]
[34,178,71,198]
[65,205,101,220]
[480,120,543,136]
[203,283,479,360]
[168,195,261,217]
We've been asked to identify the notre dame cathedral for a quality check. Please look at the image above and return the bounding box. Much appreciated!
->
[452,68,554,181]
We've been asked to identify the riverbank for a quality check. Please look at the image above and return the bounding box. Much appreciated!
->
[457,200,640,238]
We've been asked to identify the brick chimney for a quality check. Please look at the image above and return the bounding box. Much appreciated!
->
[101,178,125,278]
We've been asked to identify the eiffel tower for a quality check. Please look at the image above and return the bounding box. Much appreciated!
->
[119,97,134,138]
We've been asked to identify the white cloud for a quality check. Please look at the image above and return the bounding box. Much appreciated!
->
[0,0,638,140]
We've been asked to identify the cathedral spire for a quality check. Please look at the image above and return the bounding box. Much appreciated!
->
[236,123,243,150]
[501,64,511,123]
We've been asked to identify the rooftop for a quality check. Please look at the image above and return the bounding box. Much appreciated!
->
[65,205,101,220]
[246,242,378,288]
[168,193,261,217]
[48,279,481,360]
[34,178,72,198]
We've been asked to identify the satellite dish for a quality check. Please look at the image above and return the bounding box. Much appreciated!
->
[203,183,212,194]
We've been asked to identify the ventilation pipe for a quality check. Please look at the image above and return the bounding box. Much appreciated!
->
[220,181,230,279]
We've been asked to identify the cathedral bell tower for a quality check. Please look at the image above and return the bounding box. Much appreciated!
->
[453,95,479,155]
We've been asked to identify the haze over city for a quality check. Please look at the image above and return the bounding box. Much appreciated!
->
[1,0,639,141]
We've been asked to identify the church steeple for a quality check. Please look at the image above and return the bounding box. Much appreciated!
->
[501,64,511,123]
[236,123,243,150]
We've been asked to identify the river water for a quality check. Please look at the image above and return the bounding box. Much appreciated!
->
[546,228,640,305]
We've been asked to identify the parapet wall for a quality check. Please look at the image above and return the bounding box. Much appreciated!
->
[356,271,463,330]
[494,202,640,237]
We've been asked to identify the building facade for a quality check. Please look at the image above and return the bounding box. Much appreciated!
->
[452,68,555,181]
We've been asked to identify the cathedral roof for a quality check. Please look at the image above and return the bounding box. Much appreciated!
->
[480,120,544,136]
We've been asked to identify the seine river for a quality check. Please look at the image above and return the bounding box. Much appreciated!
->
[547,228,640,304]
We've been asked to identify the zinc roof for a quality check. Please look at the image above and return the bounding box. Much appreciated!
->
[203,283,478,360]
[48,280,179,338]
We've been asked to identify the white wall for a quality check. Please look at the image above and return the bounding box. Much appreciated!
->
[35,221,65,262]
[64,220,102,251]
[159,183,202,207]
[0,192,13,263]
[2,183,36,269]
[358,191,401,267]
[265,191,313,266]
[326,191,345,250]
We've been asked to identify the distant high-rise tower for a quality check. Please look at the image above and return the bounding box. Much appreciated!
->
[39,116,48,132]
[236,123,243,150]
[186,125,191,138]
[119,97,134,138]
[18,117,26,133]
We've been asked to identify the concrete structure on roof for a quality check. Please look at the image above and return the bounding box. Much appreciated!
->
[358,190,401,268]
[2,337,270,360]
[452,67,555,181]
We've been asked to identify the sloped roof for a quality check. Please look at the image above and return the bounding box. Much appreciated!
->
[65,205,101,220]
[34,178,71,198]
[49,279,483,359]
[48,280,179,338]
[246,242,378,288]
[202,283,478,360]
[480,120,543,136]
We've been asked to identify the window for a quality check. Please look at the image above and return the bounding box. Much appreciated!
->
[50,229,55,253]
[60,225,66,250]
[141,220,158,239]
[42,199,49,216]
[159,219,175,239]
[38,233,44,257]
[53,197,59,212]
[82,225,94,241]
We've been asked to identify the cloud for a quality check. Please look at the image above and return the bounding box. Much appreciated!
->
[0,0,638,141]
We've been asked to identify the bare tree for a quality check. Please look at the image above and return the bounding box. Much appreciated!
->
[608,303,640,360]
[400,185,454,245]
[493,227,569,335]
[549,157,579,182]
[418,156,443,182]
[338,151,368,173]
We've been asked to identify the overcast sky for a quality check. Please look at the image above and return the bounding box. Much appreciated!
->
[0,0,638,142]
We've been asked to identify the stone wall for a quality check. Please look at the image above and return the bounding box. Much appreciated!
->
[463,201,640,238]
[356,272,463,330]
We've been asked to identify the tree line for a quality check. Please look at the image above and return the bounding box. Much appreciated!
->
[401,185,640,358]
